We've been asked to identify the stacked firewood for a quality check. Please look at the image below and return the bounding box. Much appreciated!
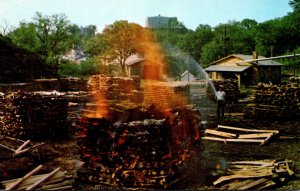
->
[208,79,240,102]
[289,76,300,83]
[212,159,296,190]
[87,75,136,100]
[76,104,202,189]
[0,92,24,137]
[0,91,68,139]
[32,79,60,91]
[143,82,190,110]
[244,81,300,118]
[59,78,88,91]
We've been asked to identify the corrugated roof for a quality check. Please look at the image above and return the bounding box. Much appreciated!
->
[204,65,251,72]
[210,54,283,66]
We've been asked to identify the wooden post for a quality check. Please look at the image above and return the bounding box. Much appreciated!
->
[6,165,43,190]
[25,167,60,190]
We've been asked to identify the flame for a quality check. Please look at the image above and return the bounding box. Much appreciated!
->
[117,130,128,146]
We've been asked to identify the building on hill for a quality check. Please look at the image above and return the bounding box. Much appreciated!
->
[146,15,178,28]
[204,52,283,87]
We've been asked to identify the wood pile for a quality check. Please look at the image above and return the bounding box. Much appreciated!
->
[1,165,73,190]
[31,79,60,91]
[76,104,202,189]
[202,125,279,145]
[212,159,296,190]
[59,78,88,91]
[207,79,240,103]
[143,82,190,110]
[87,75,136,100]
[0,91,68,140]
[244,81,300,118]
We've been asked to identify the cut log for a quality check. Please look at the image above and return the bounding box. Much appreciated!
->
[205,129,237,138]
[217,125,279,134]
[238,133,273,139]
[25,167,61,190]
[6,165,43,190]
[238,178,269,190]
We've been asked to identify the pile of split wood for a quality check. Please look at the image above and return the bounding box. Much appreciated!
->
[143,82,190,110]
[208,79,240,102]
[202,125,279,145]
[244,80,300,118]
[87,75,137,100]
[1,165,73,190]
[0,91,68,139]
[212,159,297,190]
[59,78,88,91]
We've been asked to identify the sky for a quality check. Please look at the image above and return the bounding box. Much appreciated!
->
[0,0,293,33]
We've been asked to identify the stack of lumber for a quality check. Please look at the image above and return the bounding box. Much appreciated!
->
[208,79,240,102]
[202,125,279,145]
[59,78,88,91]
[32,79,60,91]
[87,75,136,100]
[1,165,73,190]
[0,91,68,139]
[213,159,295,190]
[143,82,189,110]
[244,81,300,118]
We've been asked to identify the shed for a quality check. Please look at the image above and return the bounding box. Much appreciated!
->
[204,54,283,87]
[125,54,163,80]
[181,70,196,82]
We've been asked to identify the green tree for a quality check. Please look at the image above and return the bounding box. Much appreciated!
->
[200,40,223,67]
[8,12,73,76]
[289,0,300,12]
[99,20,145,75]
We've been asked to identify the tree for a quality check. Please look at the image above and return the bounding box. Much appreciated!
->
[8,12,73,76]
[100,20,145,75]
[289,0,300,12]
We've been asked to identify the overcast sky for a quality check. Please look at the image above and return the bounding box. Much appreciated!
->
[0,0,292,33]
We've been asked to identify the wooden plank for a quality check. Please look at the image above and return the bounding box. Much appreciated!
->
[2,171,66,190]
[238,133,273,139]
[15,140,30,153]
[255,180,276,190]
[217,125,279,134]
[260,135,273,146]
[202,136,225,142]
[225,138,265,143]
[202,137,264,144]
[26,167,61,190]
[221,179,254,190]
[6,165,43,190]
[238,178,269,190]
[40,180,73,190]
[205,129,237,138]
[228,160,276,166]
[47,185,73,190]
[213,168,273,185]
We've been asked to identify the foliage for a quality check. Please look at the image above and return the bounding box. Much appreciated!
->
[59,58,99,77]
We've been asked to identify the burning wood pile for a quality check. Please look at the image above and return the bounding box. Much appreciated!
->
[0,91,68,139]
[76,104,202,189]
[212,159,296,190]
[244,80,300,118]
[208,79,240,102]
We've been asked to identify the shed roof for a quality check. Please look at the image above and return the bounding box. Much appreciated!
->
[125,54,163,66]
[211,54,283,66]
[205,65,251,72]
